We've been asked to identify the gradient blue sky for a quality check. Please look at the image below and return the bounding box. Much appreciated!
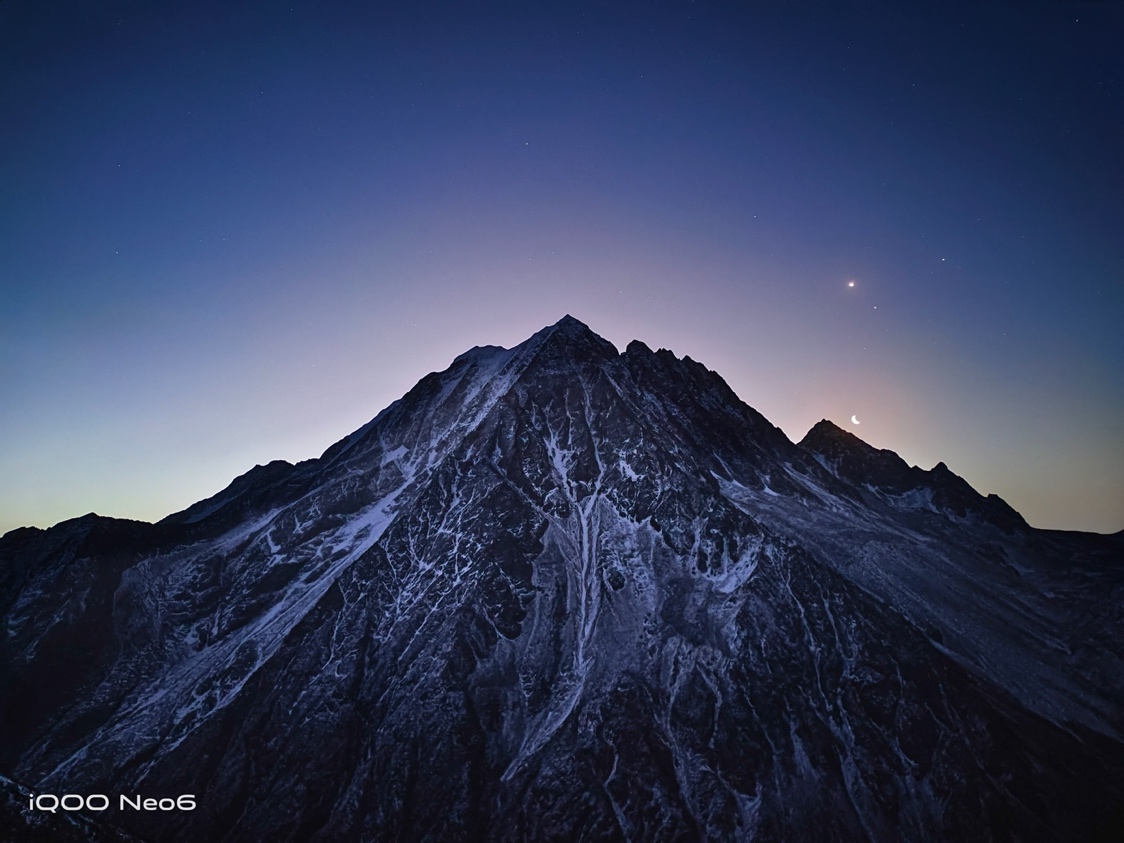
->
[2,0,1121,534]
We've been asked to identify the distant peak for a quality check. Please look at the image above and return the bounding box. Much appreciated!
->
[798,422,1027,530]
[801,419,867,450]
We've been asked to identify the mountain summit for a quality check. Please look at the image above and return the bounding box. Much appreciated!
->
[2,318,1121,842]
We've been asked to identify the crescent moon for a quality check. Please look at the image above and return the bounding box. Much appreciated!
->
[851,415,860,425]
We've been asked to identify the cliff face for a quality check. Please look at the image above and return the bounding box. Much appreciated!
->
[3,317,1122,842]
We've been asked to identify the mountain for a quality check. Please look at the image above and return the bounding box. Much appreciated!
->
[1,315,1121,842]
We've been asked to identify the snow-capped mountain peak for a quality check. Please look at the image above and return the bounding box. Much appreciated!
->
[1,318,1120,842]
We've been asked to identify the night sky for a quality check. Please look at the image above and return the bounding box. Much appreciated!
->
[2,0,1121,535]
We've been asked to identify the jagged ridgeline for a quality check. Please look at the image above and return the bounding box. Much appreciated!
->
[2,316,1122,842]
